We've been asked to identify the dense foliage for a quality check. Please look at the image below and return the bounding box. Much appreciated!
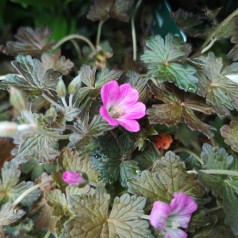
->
[0,0,238,237]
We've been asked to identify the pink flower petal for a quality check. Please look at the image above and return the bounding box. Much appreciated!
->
[101,80,120,106]
[100,106,119,126]
[118,119,140,132]
[149,201,171,230]
[165,228,188,238]
[117,84,139,107]
[169,192,198,229]
[62,171,85,186]
[120,102,146,120]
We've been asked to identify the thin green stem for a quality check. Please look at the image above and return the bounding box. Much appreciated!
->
[96,20,104,47]
[69,94,74,108]
[187,169,238,177]
[22,110,36,125]
[206,205,222,213]
[70,39,82,59]
[174,148,204,165]
[42,93,65,111]
[12,181,48,207]
[200,8,238,52]
[61,97,68,108]
[131,0,142,61]
[53,34,96,53]
[201,37,217,53]
[44,230,51,238]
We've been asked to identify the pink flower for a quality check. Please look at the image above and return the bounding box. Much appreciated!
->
[99,81,146,132]
[149,192,198,238]
[62,171,86,186]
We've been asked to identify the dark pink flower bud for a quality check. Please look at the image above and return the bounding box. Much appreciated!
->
[62,171,86,186]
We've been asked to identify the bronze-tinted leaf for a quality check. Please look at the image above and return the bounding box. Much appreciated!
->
[147,82,215,138]
[221,120,238,153]
[41,51,74,76]
[3,26,55,56]
[87,0,133,22]
[197,52,238,118]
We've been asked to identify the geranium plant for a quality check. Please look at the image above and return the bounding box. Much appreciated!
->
[0,0,238,237]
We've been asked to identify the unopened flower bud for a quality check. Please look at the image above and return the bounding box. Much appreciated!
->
[9,87,26,111]
[0,122,18,137]
[56,78,67,97]
[62,171,87,186]
[68,75,81,95]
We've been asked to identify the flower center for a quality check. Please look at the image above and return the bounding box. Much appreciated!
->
[109,105,125,118]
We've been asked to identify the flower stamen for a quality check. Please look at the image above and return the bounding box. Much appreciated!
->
[109,105,125,118]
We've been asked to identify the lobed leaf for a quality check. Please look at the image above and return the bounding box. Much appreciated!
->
[68,114,113,152]
[201,143,233,170]
[62,188,152,238]
[13,131,59,164]
[172,8,203,35]
[87,0,134,22]
[147,82,215,138]
[2,26,55,56]
[90,134,137,186]
[0,202,25,226]
[125,71,148,102]
[41,50,74,76]
[128,151,204,205]
[141,34,198,92]
[59,147,98,182]
[0,161,41,206]
[0,55,62,97]
[197,52,238,118]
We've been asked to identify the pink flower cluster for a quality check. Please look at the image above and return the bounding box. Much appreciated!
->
[150,192,198,238]
[99,80,146,132]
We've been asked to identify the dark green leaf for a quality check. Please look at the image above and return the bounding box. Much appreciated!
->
[141,34,198,92]
[90,151,120,184]
[91,134,135,186]
[119,160,139,187]
[198,167,238,235]
[201,144,233,170]
[133,143,159,170]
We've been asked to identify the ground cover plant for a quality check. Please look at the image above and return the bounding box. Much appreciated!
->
[0,0,238,237]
